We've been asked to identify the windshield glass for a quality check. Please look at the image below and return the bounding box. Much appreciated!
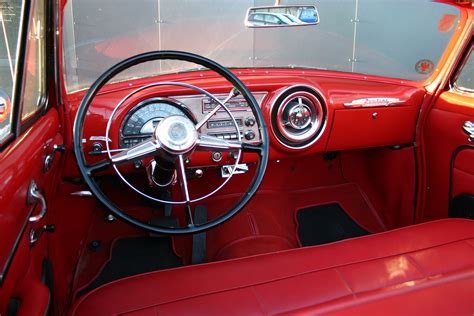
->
[62,0,460,93]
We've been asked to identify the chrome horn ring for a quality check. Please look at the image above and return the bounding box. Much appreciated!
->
[104,81,244,205]
[73,50,269,235]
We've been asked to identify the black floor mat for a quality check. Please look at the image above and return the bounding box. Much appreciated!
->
[79,237,182,295]
[297,203,369,247]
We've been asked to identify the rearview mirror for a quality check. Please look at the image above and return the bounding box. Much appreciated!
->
[245,5,319,28]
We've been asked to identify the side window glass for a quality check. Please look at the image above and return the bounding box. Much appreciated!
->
[21,0,46,121]
[0,1,22,143]
[454,47,474,94]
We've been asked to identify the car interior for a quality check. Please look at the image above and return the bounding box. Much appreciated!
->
[0,1,473,315]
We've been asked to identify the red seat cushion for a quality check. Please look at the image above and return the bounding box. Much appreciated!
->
[70,219,474,315]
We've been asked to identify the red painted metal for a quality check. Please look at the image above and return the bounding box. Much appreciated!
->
[60,71,425,178]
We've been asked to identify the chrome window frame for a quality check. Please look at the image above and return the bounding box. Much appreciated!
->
[451,43,474,97]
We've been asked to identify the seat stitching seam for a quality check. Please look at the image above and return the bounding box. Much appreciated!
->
[248,211,259,235]
[103,239,474,315]
[72,235,474,315]
[298,270,474,315]
[118,270,474,315]
[251,286,269,315]
[405,254,428,278]
[334,268,356,297]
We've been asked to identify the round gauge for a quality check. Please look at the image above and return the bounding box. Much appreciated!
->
[287,102,312,130]
[120,98,195,148]
[272,87,326,149]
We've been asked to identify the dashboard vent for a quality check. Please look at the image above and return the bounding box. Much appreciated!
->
[271,86,326,149]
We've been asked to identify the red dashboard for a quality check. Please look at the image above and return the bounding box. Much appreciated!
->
[61,69,426,177]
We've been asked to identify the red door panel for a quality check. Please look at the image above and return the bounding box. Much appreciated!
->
[421,91,474,222]
[450,146,474,218]
[0,109,62,315]
[452,147,474,198]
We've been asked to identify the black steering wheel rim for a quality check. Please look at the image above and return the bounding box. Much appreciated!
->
[73,50,269,235]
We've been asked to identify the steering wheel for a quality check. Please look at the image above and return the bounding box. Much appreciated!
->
[73,51,269,235]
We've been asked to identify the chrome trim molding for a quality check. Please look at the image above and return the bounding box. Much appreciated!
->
[463,121,474,142]
[343,97,404,107]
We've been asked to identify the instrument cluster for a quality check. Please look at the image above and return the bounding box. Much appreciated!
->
[119,93,267,149]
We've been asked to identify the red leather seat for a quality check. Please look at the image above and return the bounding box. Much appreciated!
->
[70,219,474,315]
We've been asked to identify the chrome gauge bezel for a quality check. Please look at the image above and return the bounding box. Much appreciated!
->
[276,92,323,142]
[271,85,327,149]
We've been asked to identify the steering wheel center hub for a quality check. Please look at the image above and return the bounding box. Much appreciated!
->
[154,115,198,154]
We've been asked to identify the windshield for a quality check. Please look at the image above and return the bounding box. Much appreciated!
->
[62,0,460,93]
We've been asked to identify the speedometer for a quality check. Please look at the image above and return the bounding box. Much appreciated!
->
[120,98,195,148]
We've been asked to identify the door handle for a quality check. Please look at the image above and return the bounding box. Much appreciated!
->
[463,121,474,142]
[27,181,47,223]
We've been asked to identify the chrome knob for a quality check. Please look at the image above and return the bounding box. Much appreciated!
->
[194,169,203,178]
[212,151,222,162]
[244,130,255,140]
[245,117,256,127]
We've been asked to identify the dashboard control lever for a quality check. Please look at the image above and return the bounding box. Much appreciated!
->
[221,164,248,178]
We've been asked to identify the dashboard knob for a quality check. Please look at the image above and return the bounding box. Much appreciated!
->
[245,117,256,127]
[244,130,255,141]
[212,152,222,162]
[194,169,203,178]
[88,142,103,156]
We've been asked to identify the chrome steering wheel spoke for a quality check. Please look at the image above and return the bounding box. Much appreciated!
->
[110,138,160,165]
[74,50,269,235]
[195,88,240,130]
[176,154,191,202]
[103,83,247,206]
[196,135,242,152]
[176,154,194,226]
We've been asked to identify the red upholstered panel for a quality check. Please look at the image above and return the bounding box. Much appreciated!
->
[452,148,474,199]
[311,274,474,316]
[70,219,474,316]
[422,92,474,221]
